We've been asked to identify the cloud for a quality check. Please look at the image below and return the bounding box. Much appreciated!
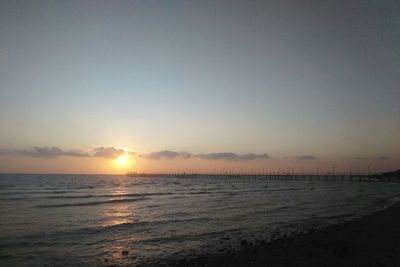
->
[376,156,388,160]
[0,146,89,158]
[141,150,191,160]
[0,146,136,159]
[139,151,270,161]
[346,156,389,161]
[0,147,271,161]
[92,147,129,158]
[346,157,367,161]
[295,155,317,161]
[195,152,270,161]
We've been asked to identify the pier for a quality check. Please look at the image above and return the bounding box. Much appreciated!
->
[126,171,398,182]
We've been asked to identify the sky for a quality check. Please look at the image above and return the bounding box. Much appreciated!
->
[0,0,399,174]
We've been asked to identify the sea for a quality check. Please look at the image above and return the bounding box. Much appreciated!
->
[0,173,399,266]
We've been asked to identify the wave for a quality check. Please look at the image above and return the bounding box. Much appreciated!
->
[44,195,94,199]
[182,189,264,195]
[0,217,212,246]
[35,197,150,208]
[44,192,173,199]
[139,227,242,244]
[0,190,77,195]
[267,187,306,192]
[0,197,34,201]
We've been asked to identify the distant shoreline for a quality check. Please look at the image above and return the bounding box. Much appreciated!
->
[169,199,400,267]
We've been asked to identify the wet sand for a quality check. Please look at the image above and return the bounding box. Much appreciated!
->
[171,201,400,267]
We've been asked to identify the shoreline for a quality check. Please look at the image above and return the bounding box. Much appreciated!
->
[167,200,400,267]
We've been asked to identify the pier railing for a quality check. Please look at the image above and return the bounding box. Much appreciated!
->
[126,172,398,182]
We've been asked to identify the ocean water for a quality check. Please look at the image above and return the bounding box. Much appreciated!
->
[0,174,399,266]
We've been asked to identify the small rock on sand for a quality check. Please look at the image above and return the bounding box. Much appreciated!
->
[121,250,129,256]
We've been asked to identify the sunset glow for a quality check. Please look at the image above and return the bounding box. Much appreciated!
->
[114,154,132,168]
[1,2,399,267]
[0,0,398,175]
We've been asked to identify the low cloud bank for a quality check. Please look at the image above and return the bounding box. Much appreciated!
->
[0,146,271,161]
[92,147,126,158]
[0,147,89,158]
[0,146,132,159]
[346,156,389,161]
[140,150,191,160]
[139,151,270,161]
[0,146,390,163]
[295,155,317,161]
[195,152,270,161]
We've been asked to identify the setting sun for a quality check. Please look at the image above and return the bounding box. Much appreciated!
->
[114,154,131,168]
[117,155,128,165]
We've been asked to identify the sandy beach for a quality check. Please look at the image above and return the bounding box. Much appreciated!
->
[170,200,400,267]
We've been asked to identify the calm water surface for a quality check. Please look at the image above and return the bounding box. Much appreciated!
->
[0,174,399,266]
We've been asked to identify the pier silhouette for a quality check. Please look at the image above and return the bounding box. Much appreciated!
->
[127,171,396,182]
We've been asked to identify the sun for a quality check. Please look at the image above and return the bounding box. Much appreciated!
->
[116,155,129,166]
[115,154,134,168]
[112,149,134,169]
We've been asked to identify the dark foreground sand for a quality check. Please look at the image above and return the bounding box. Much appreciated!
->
[170,201,400,267]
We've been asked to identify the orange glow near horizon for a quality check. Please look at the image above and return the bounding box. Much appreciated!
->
[116,155,128,166]
[0,148,398,174]
[113,154,134,170]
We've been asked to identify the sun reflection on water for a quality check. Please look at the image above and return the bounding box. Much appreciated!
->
[100,186,142,265]
[102,187,135,227]
[103,204,131,227]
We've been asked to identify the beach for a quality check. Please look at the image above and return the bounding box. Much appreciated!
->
[173,200,400,267]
